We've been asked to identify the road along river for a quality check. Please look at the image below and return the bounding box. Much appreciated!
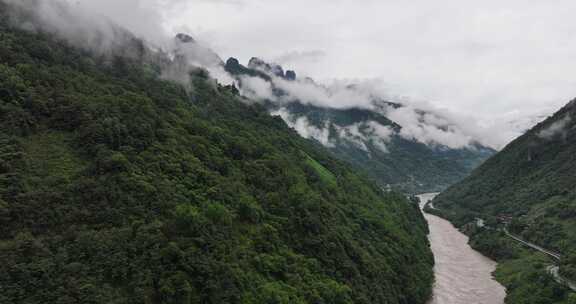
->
[418,193,506,304]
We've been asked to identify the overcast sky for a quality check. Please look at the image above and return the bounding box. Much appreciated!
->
[159,0,576,118]
[71,0,576,146]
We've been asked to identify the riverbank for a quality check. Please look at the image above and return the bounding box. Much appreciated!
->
[468,228,576,303]
[426,201,576,304]
[418,194,506,304]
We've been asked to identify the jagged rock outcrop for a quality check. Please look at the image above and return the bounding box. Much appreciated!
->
[225,57,271,81]
[248,57,285,78]
[223,57,495,193]
[175,33,196,44]
[285,70,296,81]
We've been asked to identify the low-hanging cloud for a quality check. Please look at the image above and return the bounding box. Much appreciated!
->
[336,121,394,152]
[271,108,333,147]
[537,115,573,139]
[275,50,327,65]
[5,0,138,55]
[3,0,549,150]
[162,0,576,149]
[271,107,395,153]
[171,35,235,85]
[239,76,275,101]
[383,105,476,149]
[4,0,238,87]
[271,77,378,109]
[245,67,496,149]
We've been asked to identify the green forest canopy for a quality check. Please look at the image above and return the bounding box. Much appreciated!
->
[0,3,433,304]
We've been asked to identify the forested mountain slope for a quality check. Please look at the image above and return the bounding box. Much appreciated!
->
[225,58,495,193]
[269,101,494,193]
[434,99,576,230]
[0,2,433,303]
[433,99,576,303]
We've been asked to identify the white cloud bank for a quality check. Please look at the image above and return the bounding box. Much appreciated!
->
[5,0,237,86]
[384,106,474,149]
[271,108,334,147]
[249,70,503,149]
[538,115,572,139]
[6,0,562,149]
[164,0,576,146]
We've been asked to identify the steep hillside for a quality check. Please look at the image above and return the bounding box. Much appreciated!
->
[433,100,576,303]
[225,58,495,193]
[0,2,433,304]
[434,100,576,230]
[271,102,494,193]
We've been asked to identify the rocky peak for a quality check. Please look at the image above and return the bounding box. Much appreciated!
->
[248,57,285,78]
[247,57,267,68]
[226,57,240,67]
[225,57,242,71]
[175,33,195,44]
[285,70,296,81]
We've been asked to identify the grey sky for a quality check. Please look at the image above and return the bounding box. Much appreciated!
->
[72,0,576,147]
[164,1,576,113]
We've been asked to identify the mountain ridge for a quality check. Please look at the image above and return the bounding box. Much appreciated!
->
[224,57,496,192]
[431,99,576,303]
[0,1,434,303]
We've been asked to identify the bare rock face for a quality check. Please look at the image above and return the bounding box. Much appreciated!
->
[175,33,196,44]
[248,57,286,78]
[247,57,267,69]
[225,57,242,73]
[285,70,296,81]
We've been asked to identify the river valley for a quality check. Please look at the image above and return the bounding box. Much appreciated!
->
[418,193,506,304]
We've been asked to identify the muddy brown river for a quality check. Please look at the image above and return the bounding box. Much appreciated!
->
[418,193,506,304]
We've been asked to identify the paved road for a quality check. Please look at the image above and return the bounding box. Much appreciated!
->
[547,266,576,291]
[502,229,576,292]
[426,204,575,292]
[503,229,561,260]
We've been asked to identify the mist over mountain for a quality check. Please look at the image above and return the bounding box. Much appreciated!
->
[224,57,496,192]
[0,1,434,303]
[4,1,576,304]
[432,99,576,303]
[1,0,498,194]
[434,98,576,224]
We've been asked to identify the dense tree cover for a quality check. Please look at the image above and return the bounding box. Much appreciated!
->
[433,99,576,227]
[468,229,575,304]
[468,230,518,260]
[0,3,433,304]
[275,102,494,194]
[224,59,495,194]
[432,99,576,302]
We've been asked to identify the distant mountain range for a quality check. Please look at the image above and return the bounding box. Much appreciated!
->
[221,55,495,193]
